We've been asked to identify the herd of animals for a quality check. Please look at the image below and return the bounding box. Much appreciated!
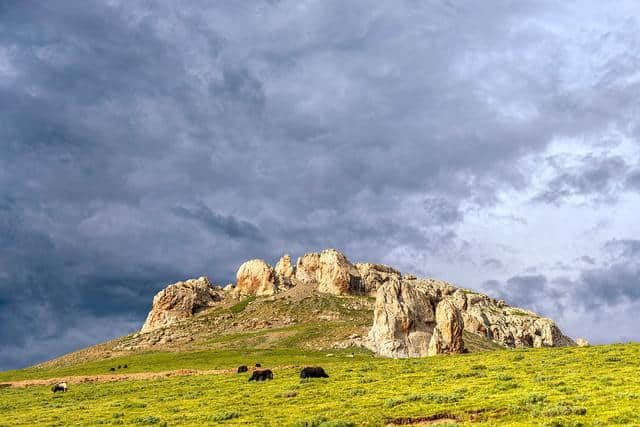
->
[50,363,329,392]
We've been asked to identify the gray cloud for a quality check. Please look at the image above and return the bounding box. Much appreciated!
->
[534,154,629,204]
[2,1,640,370]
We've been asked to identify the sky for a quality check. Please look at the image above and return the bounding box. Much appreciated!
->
[1,1,640,371]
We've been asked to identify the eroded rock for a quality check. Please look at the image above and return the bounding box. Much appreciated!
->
[427,299,465,355]
[236,259,277,296]
[355,263,402,296]
[367,278,437,357]
[140,277,222,333]
[295,249,363,295]
[275,254,295,289]
[576,338,590,347]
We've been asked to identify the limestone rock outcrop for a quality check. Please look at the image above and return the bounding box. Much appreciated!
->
[295,249,363,295]
[427,299,465,356]
[355,263,401,296]
[275,254,295,289]
[367,276,575,357]
[236,259,277,296]
[138,248,576,356]
[447,288,574,348]
[141,277,222,333]
[367,278,465,357]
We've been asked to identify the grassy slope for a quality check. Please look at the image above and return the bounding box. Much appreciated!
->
[2,343,640,426]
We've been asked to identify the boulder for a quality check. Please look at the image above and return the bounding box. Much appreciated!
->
[275,254,295,288]
[295,249,362,295]
[236,259,277,296]
[576,338,590,347]
[295,252,321,284]
[316,249,362,295]
[141,277,222,333]
[355,263,402,296]
[427,299,465,355]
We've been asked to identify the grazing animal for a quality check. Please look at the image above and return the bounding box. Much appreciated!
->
[123,364,128,368]
[248,369,273,382]
[300,367,329,379]
[51,382,68,393]
[117,365,121,369]
[237,365,248,373]
[255,363,261,367]
[109,367,116,372]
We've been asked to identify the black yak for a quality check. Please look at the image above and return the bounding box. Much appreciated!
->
[248,369,273,382]
[300,367,329,379]
[237,365,248,373]
[51,382,68,393]
[255,363,261,367]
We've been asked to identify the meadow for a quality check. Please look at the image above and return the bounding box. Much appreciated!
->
[2,343,640,426]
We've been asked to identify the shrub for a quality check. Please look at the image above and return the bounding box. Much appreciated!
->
[496,382,519,391]
[422,392,460,404]
[132,416,164,425]
[292,416,326,427]
[520,393,546,405]
[208,411,241,421]
[497,374,514,381]
[276,391,298,398]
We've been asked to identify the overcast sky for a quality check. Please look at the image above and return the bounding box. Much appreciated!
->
[1,1,640,371]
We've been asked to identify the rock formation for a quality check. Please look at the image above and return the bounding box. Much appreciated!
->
[139,248,576,357]
[355,263,401,296]
[446,288,574,348]
[236,259,277,296]
[576,338,590,347]
[366,276,574,357]
[141,276,222,333]
[366,278,464,357]
[427,299,465,356]
[275,254,295,289]
[295,249,363,295]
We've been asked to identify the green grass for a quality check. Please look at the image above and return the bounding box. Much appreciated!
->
[2,343,640,425]
[228,296,256,313]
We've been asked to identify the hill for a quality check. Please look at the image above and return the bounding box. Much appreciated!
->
[34,248,573,369]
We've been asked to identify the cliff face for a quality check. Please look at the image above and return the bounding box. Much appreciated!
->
[138,248,575,356]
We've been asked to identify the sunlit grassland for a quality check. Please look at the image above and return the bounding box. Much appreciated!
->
[2,343,640,426]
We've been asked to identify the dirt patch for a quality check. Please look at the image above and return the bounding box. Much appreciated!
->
[386,414,458,426]
[0,365,298,389]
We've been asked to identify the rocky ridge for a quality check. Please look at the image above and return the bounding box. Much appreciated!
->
[138,248,575,358]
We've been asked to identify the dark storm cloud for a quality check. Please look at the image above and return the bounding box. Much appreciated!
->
[174,204,264,241]
[534,154,629,204]
[1,1,640,370]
